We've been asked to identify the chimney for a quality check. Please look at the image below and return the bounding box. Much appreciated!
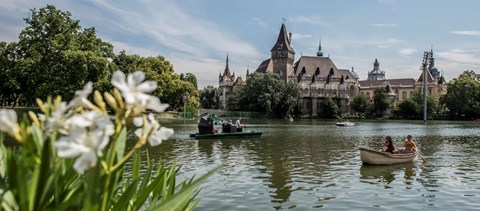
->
[288,32,292,44]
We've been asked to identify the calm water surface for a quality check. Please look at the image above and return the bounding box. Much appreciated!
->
[148,119,480,210]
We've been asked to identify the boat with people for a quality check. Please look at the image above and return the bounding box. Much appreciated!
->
[359,147,419,165]
[336,121,356,126]
[190,113,262,140]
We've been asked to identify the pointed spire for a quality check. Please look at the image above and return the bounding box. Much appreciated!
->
[271,22,295,53]
[222,54,232,78]
[316,37,323,57]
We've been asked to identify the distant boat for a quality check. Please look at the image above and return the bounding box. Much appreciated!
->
[359,147,419,165]
[336,121,355,126]
[189,131,263,139]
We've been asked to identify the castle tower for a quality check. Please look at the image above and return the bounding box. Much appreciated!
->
[367,58,386,80]
[218,54,235,109]
[271,22,295,83]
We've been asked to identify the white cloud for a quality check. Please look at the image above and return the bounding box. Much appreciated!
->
[398,48,418,57]
[436,50,480,65]
[291,33,312,40]
[451,31,480,36]
[253,17,267,27]
[370,23,398,27]
[378,0,396,4]
[290,15,329,26]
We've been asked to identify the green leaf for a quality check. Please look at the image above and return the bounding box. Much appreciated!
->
[150,165,221,211]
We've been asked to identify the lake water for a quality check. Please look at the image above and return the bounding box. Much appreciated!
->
[149,119,480,210]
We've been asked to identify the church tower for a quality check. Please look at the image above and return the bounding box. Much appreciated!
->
[271,23,295,83]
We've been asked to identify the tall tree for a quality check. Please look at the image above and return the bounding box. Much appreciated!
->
[320,97,339,118]
[373,87,390,117]
[180,73,198,90]
[442,70,480,119]
[396,98,420,119]
[232,73,300,117]
[351,93,371,115]
[200,85,218,109]
[10,5,114,104]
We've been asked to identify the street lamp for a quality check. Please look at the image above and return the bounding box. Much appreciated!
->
[183,93,189,120]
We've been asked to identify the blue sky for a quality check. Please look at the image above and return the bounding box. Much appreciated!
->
[1,0,479,88]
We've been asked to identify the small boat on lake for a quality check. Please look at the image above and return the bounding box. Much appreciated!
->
[191,113,262,140]
[359,147,419,165]
[190,131,263,139]
[336,121,356,127]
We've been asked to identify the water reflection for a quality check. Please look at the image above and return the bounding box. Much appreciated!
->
[360,162,418,187]
[149,119,480,210]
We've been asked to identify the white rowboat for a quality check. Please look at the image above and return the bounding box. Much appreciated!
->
[336,122,355,126]
[360,147,419,165]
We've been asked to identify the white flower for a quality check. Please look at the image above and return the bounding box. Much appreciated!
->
[39,102,71,134]
[0,109,20,139]
[67,82,93,108]
[111,71,169,113]
[55,110,114,173]
[134,113,174,146]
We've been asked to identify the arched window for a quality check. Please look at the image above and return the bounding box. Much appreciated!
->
[409,91,414,98]
[402,91,407,99]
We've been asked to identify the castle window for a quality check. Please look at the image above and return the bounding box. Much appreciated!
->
[402,91,407,99]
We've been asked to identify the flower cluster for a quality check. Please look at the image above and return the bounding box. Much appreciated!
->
[0,70,173,173]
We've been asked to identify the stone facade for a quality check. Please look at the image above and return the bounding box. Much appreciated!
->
[218,24,447,115]
[218,55,245,110]
[358,50,447,106]
[255,23,360,117]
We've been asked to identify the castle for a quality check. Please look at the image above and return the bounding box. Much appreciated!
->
[218,23,447,116]
[358,50,447,106]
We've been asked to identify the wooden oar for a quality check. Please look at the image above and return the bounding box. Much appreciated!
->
[420,155,429,164]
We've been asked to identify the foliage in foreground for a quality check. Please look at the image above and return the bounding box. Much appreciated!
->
[0,70,219,210]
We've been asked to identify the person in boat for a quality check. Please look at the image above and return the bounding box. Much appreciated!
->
[399,135,416,154]
[381,136,395,154]
[235,117,243,127]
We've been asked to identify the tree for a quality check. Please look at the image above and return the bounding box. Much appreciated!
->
[232,73,300,117]
[396,98,420,119]
[442,70,480,119]
[412,91,440,117]
[273,80,301,118]
[200,85,218,109]
[352,93,371,114]
[320,97,339,118]
[373,87,390,117]
[4,5,114,105]
[180,73,198,90]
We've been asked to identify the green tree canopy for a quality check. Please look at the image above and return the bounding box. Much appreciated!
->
[352,93,371,115]
[373,87,390,117]
[320,97,339,118]
[180,73,198,90]
[200,85,218,109]
[232,73,300,117]
[396,98,420,119]
[2,5,114,105]
[442,70,480,119]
